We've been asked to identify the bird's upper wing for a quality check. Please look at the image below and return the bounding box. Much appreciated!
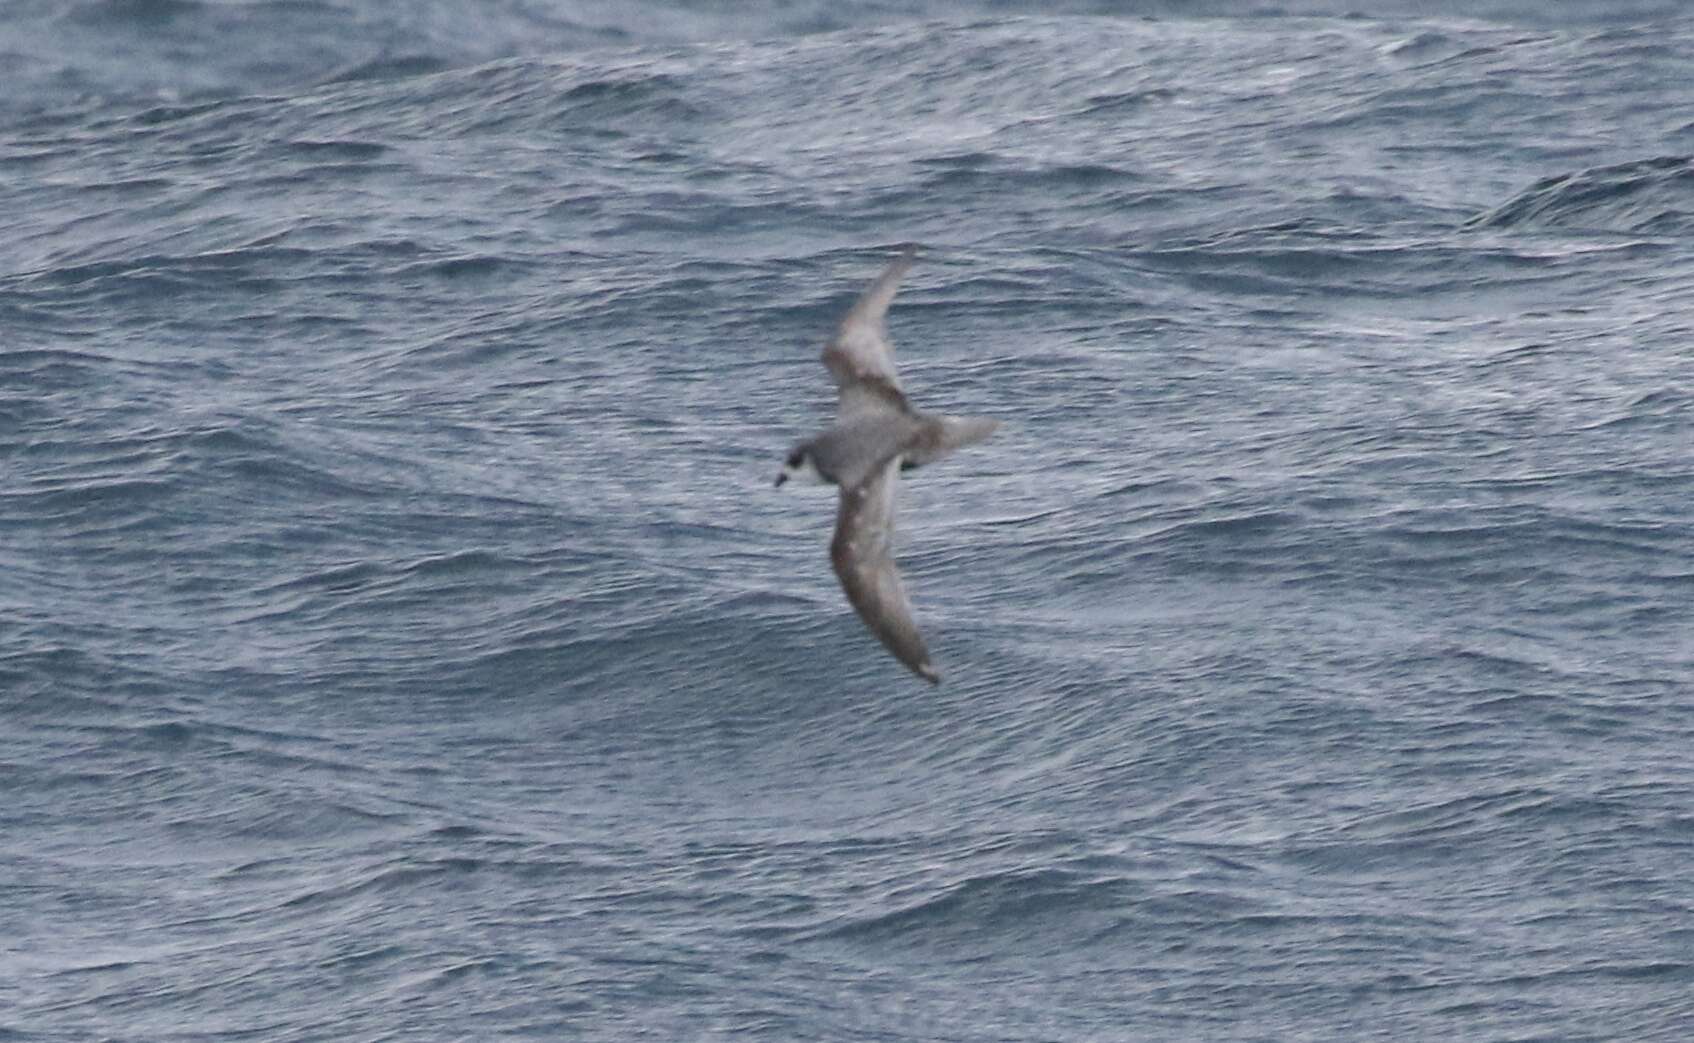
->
[822,247,918,420]
[829,457,939,684]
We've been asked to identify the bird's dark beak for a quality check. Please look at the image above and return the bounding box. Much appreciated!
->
[774,472,787,488]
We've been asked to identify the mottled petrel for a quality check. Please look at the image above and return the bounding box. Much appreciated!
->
[775,247,999,684]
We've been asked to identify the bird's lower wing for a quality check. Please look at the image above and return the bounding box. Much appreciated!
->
[829,459,939,684]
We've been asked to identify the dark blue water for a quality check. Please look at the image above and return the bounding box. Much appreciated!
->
[5,2,1693,1039]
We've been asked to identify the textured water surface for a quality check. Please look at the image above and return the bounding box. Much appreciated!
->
[3,1,1693,1040]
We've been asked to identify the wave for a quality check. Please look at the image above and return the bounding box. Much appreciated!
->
[1468,155,1694,234]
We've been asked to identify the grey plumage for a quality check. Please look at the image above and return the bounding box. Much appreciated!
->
[776,247,1000,684]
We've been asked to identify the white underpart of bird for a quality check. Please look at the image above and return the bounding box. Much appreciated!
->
[774,246,1000,684]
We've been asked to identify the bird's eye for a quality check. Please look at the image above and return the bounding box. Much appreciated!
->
[787,450,804,467]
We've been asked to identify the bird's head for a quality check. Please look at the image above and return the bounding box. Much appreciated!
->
[774,445,826,488]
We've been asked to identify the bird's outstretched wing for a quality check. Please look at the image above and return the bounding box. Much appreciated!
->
[829,457,939,684]
[822,246,918,421]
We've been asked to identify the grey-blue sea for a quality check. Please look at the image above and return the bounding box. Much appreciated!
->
[4,0,1692,1039]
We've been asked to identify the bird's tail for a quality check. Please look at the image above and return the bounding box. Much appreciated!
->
[905,415,1000,470]
[938,415,1000,451]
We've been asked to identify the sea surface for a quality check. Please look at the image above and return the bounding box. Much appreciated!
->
[4,1,1693,1039]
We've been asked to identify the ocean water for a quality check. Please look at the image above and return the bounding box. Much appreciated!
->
[4,1,1693,1039]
